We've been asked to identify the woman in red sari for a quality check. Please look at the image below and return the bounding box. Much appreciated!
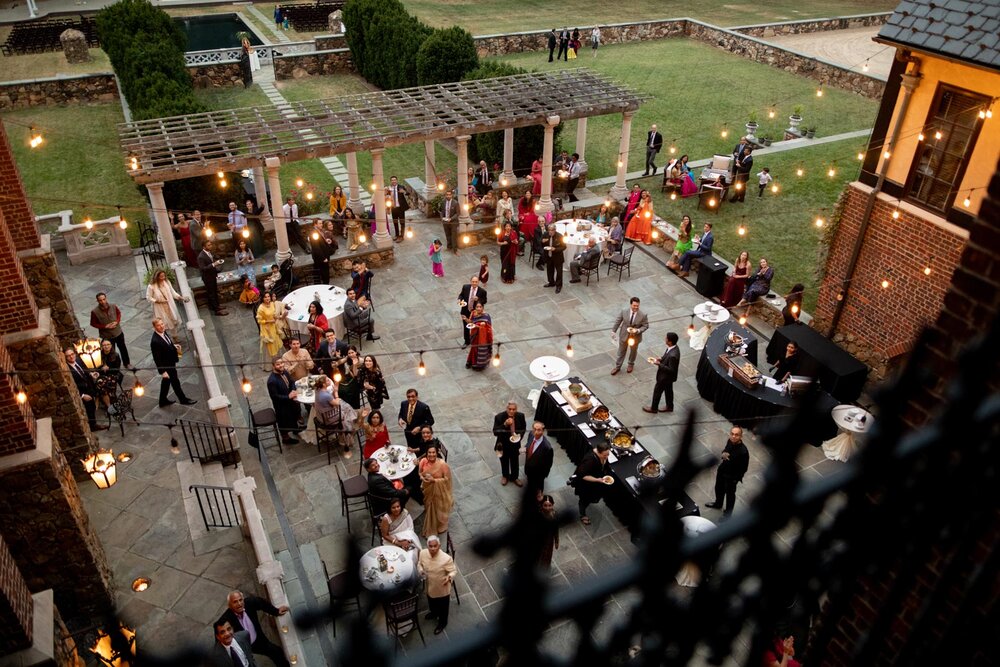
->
[498,221,519,284]
[306,300,328,353]
[518,192,540,239]
[463,302,493,370]
[363,409,390,459]
[625,190,654,244]
[622,184,643,224]
[530,155,543,195]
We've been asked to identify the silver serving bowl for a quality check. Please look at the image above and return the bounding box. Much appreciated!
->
[636,455,665,481]
[589,406,612,430]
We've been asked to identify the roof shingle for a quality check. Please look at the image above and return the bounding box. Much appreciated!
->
[877,0,1000,70]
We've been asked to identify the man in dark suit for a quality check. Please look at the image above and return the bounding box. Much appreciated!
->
[541,223,566,293]
[343,289,379,341]
[569,237,602,283]
[547,28,557,62]
[365,458,411,514]
[207,619,257,667]
[457,276,487,348]
[674,222,715,277]
[440,189,458,253]
[219,591,289,667]
[492,401,527,487]
[150,318,197,408]
[523,421,554,499]
[644,124,664,176]
[557,27,570,61]
[316,329,348,377]
[266,358,301,445]
[644,332,680,414]
[729,146,754,203]
[197,241,229,316]
[475,161,492,197]
[387,175,408,241]
[309,219,331,285]
[397,388,434,452]
[64,346,108,431]
[706,425,750,515]
[611,297,649,375]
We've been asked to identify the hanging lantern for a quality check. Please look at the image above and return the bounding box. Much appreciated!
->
[28,127,43,148]
[89,623,136,667]
[75,339,103,369]
[82,449,118,489]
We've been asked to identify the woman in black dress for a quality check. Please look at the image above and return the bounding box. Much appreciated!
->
[359,354,389,410]
[573,442,612,526]
[239,38,253,88]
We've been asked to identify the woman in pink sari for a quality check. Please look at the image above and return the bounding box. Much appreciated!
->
[678,154,699,197]
[463,303,493,370]
[530,156,543,195]
[622,184,643,224]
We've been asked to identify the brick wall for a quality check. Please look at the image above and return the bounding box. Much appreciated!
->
[812,184,966,382]
[0,122,40,251]
[0,340,36,458]
[0,208,39,336]
[0,535,32,652]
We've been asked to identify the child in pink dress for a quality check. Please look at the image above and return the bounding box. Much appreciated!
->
[429,239,444,277]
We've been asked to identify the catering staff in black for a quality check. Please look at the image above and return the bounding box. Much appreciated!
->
[706,426,750,515]
[64,346,108,431]
[547,28,557,62]
[643,332,680,414]
[771,341,800,382]
[457,276,487,348]
[541,223,566,293]
[493,401,527,487]
[150,317,197,407]
[573,441,611,525]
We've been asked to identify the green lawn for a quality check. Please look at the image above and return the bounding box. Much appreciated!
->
[194,84,272,110]
[275,74,374,103]
[493,38,879,180]
[642,137,867,312]
[0,49,111,82]
[2,104,148,242]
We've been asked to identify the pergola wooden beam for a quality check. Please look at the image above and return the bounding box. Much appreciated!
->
[120,69,644,184]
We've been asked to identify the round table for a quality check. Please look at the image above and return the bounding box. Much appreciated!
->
[283,285,347,339]
[292,375,323,444]
[359,545,415,592]
[529,356,570,383]
[554,219,609,269]
[821,405,874,462]
[676,515,717,587]
[689,301,730,351]
[370,444,417,481]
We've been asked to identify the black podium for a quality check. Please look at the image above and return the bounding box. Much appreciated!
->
[695,256,727,299]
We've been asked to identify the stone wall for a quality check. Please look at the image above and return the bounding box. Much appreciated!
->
[18,236,84,348]
[189,61,244,89]
[273,49,354,80]
[472,20,687,57]
[314,34,346,50]
[732,13,890,37]
[0,74,117,112]
[685,20,886,98]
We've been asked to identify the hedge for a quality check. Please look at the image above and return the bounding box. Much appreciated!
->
[416,26,479,86]
[343,0,432,90]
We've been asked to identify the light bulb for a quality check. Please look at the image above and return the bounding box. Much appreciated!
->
[651,229,659,240]
[311,231,320,240]
[463,203,469,211]
[242,379,252,394]
[617,160,623,168]
[500,178,507,186]
[437,182,445,191]
[796,168,804,177]
[721,129,729,138]
[296,178,304,188]
[687,324,695,336]
[816,87,824,97]
[987,109,993,118]
[708,198,716,207]
[305,192,313,200]
[358,233,366,243]
[84,217,93,229]
[857,152,864,161]
[534,204,540,212]
[205,227,213,238]
[333,371,343,383]
[934,131,942,140]
[491,352,501,367]
[670,193,677,200]
[494,226,501,236]
[980,109,987,119]
[386,198,393,207]
[219,179,228,188]
[565,343,574,358]
[815,217,824,227]
[134,382,145,397]
[738,225,746,236]
[771,184,779,193]
[16,390,27,404]
[370,183,377,192]
[417,360,427,376]
[462,234,470,245]
[119,219,127,229]
[627,336,635,347]
[836,291,844,302]
[963,196,971,208]
[791,304,799,315]
[644,211,651,219]
[892,209,900,219]
[217,171,225,179]
[881,279,890,289]
[862,62,869,72]
[918,133,925,141]
[28,130,43,148]
[883,150,891,159]
[669,145,677,154]
[827,168,836,178]
[923,266,932,276]
[129,157,139,170]
[738,315,747,326]
[405,227,414,239]
[242,228,250,238]
[768,109,775,119]
[734,182,742,190]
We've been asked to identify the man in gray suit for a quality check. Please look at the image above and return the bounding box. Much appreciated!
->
[569,238,602,283]
[207,619,257,667]
[343,288,379,341]
[644,332,680,413]
[610,296,649,375]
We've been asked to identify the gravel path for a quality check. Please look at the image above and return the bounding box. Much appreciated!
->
[765,27,895,79]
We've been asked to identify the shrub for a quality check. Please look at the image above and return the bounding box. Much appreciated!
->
[416,26,479,86]
[463,62,562,171]
[343,0,431,90]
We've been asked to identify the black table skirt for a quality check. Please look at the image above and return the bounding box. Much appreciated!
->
[696,325,838,444]
[766,324,868,403]
[534,379,698,535]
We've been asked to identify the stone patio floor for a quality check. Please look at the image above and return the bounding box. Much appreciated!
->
[63,209,840,664]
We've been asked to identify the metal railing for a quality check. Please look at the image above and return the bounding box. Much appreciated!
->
[137,219,165,273]
[189,484,241,531]
[184,45,274,66]
[177,418,239,466]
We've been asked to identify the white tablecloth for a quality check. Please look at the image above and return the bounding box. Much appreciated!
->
[360,545,415,592]
[554,219,609,269]
[822,405,874,462]
[676,515,717,587]
[283,286,347,338]
[529,356,570,382]
[689,302,731,351]
[371,445,417,481]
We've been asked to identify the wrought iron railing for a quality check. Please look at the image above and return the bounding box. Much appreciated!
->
[189,484,241,531]
[176,418,239,466]
[137,219,165,273]
[184,45,274,66]
[97,313,999,666]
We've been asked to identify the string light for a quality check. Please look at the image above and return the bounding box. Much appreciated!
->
[687,316,696,337]
[358,233,366,243]
[857,152,864,161]
[816,86,824,97]
[892,208,900,219]
[28,127,43,148]
[738,314,747,326]
[768,108,776,119]
[918,132,925,141]
[963,195,971,208]
[720,126,729,139]
[862,60,870,72]
[708,198,717,208]
[644,210,651,219]
[734,182,743,191]
[814,216,825,228]
[670,192,677,200]
[84,217,93,230]
[370,183,377,192]
[295,178,304,188]
[494,225,502,236]
[117,207,126,229]
[240,366,252,394]
[627,335,636,347]
[737,219,747,236]
[836,291,844,302]
[790,304,800,316]
[771,183,779,194]
[934,130,943,140]
[462,233,471,245]
[617,160,623,168]
[333,370,343,383]
[132,371,144,397]
[492,343,501,367]
[565,335,574,358]
[651,228,659,240]
[437,182,445,191]
[827,166,837,178]
[923,265,932,276]
[417,352,427,376]
[311,231,320,241]
[129,156,139,171]
[219,178,228,188]
[205,227,213,238]
[305,192,313,201]
[405,226,414,239]
[500,177,508,187]
[669,143,677,154]
[796,168,804,177]
[385,197,393,208]
[463,203,470,212]
[217,171,225,179]
[880,278,890,289]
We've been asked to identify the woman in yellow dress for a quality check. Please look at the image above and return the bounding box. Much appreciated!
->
[419,444,454,537]
[256,291,282,360]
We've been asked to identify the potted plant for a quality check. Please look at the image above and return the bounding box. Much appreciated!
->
[805,127,816,139]
[789,105,803,131]
[745,111,759,141]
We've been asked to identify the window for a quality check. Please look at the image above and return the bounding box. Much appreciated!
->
[906,85,987,213]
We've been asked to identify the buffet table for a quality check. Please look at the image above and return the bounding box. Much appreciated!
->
[766,324,868,403]
[696,324,838,444]
[534,377,698,534]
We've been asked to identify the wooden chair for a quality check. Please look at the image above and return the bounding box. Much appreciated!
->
[607,242,636,282]
[384,592,425,652]
[578,253,601,286]
[315,408,345,466]
[322,560,361,638]
[336,462,370,533]
[251,407,282,459]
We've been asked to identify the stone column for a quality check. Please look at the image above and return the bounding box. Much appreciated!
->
[346,152,363,216]
[265,157,291,263]
[456,135,472,227]
[537,116,560,214]
[423,141,437,199]
[501,129,516,187]
[146,182,179,265]
[575,117,588,174]
[251,166,273,230]
[371,149,391,248]
[609,111,634,201]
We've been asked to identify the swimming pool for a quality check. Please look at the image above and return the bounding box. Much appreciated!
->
[174,13,264,51]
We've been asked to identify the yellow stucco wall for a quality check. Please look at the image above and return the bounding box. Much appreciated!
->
[877,55,1000,214]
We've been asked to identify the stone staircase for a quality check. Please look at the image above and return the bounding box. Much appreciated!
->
[178,458,247,555]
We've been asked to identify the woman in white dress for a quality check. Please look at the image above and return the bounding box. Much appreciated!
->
[495,190,515,223]
[380,498,421,567]
[145,269,189,334]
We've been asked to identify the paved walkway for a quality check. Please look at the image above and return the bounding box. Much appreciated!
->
[766,27,893,79]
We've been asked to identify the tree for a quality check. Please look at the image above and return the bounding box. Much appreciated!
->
[343,0,431,90]
[416,27,479,86]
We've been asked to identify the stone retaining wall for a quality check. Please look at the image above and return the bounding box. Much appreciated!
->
[314,34,347,50]
[189,61,244,88]
[273,48,354,80]
[0,73,117,111]
[731,13,890,37]
[472,20,687,57]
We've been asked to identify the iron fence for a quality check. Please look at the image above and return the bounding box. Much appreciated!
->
[177,418,240,466]
[137,219,165,274]
[189,484,242,531]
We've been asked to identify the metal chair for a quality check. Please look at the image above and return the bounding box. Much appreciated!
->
[251,407,282,459]
[336,462,370,533]
[578,253,601,286]
[446,533,461,605]
[322,560,361,638]
[368,495,393,546]
[107,388,137,436]
[384,592,425,652]
[356,430,366,474]
[314,408,344,466]
[607,242,636,282]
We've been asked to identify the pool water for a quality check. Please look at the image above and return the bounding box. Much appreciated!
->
[174,13,264,51]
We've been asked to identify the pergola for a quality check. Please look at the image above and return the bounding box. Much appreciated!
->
[119,70,644,263]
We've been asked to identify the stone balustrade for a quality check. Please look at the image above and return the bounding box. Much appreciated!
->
[56,211,133,266]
